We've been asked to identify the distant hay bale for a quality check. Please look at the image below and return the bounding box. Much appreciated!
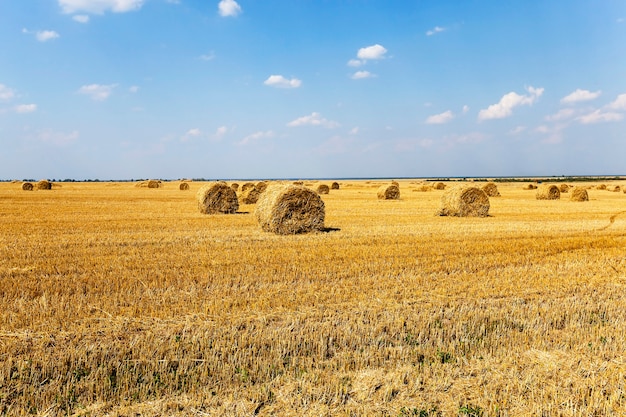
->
[596,184,607,190]
[255,184,325,235]
[22,182,34,191]
[481,182,501,197]
[569,187,589,202]
[377,184,400,200]
[608,185,621,192]
[438,186,490,217]
[317,184,330,194]
[434,182,446,190]
[523,183,538,190]
[536,184,560,200]
[179,182,190,190]
[230,183,239,191]
[36,180,52,190]
[196,181,239,214]
[147,180,160,189]
[240,186,261,204]
[256,182,269,193]
[331,182,340,190]
[241,182,256,192]
[559,184,570,193]
[414,184,433,192]
[293,181,304,186]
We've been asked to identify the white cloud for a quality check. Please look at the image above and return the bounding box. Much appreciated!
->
[478,86,544,121]
[545,108,577,122]
[0,84,15,101]
[426,110,454,124]
[351,70,374,80]
[199,52,216,61]
[59,0,145,14]
[349,127,359,135]
[560,89,601,104]
[357,44,387,60]
[607,93,626,111]
[215,126,229,138]
[509,126,526,135]
[238,130,274,146]
[426,26,446,36]
[15,104,37,113]
[78,83,116,101]
[218,0,241,17]
[186,128,201,136]
[287,112,340,128]
[72,14,90,23]
[347,59,363,67]
[578,109,623,124]
[462,105,469,113]
[129,85,139,93]
[264,75,302,89]
[36,30,60,42]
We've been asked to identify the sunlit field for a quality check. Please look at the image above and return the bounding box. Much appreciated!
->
[1,179,626,416]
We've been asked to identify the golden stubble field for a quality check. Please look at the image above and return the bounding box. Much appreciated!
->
[1,180,626,416]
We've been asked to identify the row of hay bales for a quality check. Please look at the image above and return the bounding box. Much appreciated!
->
[21,180,52,190]
[535,184,590,201]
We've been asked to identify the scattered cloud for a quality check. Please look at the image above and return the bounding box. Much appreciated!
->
[560,88,601,104]
[218,0,241,17]
[38,129,79,146]
[545,108,577,122]
[264,75,302,89]
[349,127,359,135]
[535,124,567,144]
[0,84,15,101]
[578,109,623,124]
[72,14,90,23]
[478,86,544,121]
[58,0,145,14]
[426,110,454,124]
[607,93,626,111]
[129,85,139,93]
[509,126,526,135]
[426,26,446,36]
[36,30,60,42]
[180,128,201,142]
[199,52,216,61]
[214,126,229,139]
[287,112,340,128]
[356,44,388,61]
[78,83,116,101]
[347,59,363,67]
[351,70,374,80]
[15,104,37,113]
[462,105,469,113]
[238,130,274,146]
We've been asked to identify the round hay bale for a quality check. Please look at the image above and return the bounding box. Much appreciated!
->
[535,184,560,200]
[196,181,239,214]
[255,184,325,235]
[293,181,304,186]
[438,186,490,217]
[377,184,400,200]
[317,184,330,195]
[256,181,269,193]
[596,184,607,190]
[608,185,621,192]
[36,180,52,190]
[331,182,340,190]
[230,183,239,192]
[22,182,34,191]
[523,183,538,190]
[179,182,190,190]
[241,182,256,192]
[147,180,160,189]
[481,182,501,197]
[240,186,261,204]
[559,184,570,193]
[569,187,589,202]
[433,182,446,190]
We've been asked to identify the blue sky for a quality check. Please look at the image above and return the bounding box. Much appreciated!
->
[1,0,625,180]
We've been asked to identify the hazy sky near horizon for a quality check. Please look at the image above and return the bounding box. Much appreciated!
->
[1,0,625,180]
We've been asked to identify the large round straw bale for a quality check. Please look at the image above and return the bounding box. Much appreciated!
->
[240,186,261,204]
[256,181,269,193]
[377,184,400,200]
[438,186,490,217]
[241,182,255,192]
[523,183,538,190]
[481,182,501,197]
[230,183,239,191]
[317,184,330,194]
[434,182,446,190]
[569,187,589,202]
[596,184,607,190]
[331,182,340,190]
[36,180,52,190]
[559,184,570,193]
[196,181,239,214]
[535,184,560,200]
[179,182,190,190]
[22,182,34,191]
[147,180,160,189]
[255,184,325,235]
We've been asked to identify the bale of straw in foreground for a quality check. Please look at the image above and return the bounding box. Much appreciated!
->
[36,180,52,190]
[22,182,34,191]
[331,182,340,190]
[240,186,261,204]
[377,184,400,200]
[438,186,490,217]
[569,187,589,202]
[179,182,190,190]
[255,184,325,234]
[536,184,560,200]
[196,181,239,214]
[481,182,501,197]
[317,184,330,194]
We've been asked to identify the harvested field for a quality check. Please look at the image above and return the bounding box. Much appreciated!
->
[1,180,626,416]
